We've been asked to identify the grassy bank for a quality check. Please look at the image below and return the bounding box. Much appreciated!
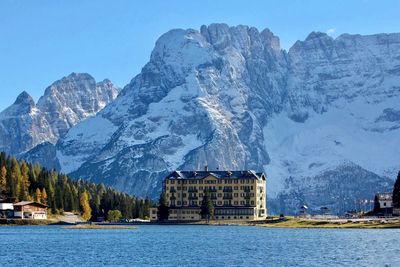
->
[257,217,400,229]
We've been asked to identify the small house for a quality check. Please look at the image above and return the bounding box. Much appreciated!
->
[13,201,48,220]
[299,205,309,218]
[374,193,393,216]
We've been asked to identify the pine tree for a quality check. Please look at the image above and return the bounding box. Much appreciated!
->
[35,188,42,203]
[80,191,92,221]
[393,171,400,208]
[200,191,214,222]
[157,192,169,221]
[373,195,380,214]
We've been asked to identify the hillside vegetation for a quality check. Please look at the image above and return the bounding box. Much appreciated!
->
[0,152,149,220]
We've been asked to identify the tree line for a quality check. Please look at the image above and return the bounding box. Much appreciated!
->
[0,152,150,220]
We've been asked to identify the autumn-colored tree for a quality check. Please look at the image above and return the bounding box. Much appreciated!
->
[35,188,42,203]
[19,161,30,201]
[80,191,92,221]
[41,188,48,204]
[0,166,7,194]
[10,158,21,201]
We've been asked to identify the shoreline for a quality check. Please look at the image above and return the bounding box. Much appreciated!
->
[3,217,400,229]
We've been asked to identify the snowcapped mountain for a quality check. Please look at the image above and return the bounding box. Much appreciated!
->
[6,24,400,214]
[0,73,119,155]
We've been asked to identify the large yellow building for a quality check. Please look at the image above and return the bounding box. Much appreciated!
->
[153,169,267,221]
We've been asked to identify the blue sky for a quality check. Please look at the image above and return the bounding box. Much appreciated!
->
[1,0,399,110]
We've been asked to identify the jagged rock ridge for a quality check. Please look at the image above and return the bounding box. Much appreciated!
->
[0,73,119,155]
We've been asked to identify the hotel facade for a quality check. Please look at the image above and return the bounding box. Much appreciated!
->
[151,169,267,221]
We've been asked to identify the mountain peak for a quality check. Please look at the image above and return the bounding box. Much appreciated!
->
[305,31,330,41]
[66,72,93,79]
[14,91,35,107]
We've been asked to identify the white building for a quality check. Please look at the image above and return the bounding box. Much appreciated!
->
[0,202,14,218]
[0,203,14,211]
[376,193,393,209]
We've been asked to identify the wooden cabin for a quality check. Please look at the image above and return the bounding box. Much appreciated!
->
[13,201,48,220]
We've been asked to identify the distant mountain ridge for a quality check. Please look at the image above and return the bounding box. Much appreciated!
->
[0,73,119,156]
[3,24,400,214]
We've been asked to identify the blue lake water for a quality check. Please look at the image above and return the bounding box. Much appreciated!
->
[0,225,399,266]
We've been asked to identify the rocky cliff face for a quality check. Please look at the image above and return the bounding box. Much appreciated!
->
[0,73,119,155]
[5,24,400,214]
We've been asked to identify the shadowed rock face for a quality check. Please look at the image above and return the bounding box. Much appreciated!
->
[9,24,400,213]
[0,73,119,155]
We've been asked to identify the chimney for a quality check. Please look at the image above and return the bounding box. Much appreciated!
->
[204,165,208,172]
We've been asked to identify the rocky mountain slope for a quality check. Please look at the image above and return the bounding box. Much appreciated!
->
[0,73,119,155]
[6,24,400,214]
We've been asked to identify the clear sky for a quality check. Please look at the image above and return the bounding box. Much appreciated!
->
[1,0,399,111]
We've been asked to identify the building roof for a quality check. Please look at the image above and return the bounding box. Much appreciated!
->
[13,201,48,208]
[376,193,392,201]
[166,170,266,180]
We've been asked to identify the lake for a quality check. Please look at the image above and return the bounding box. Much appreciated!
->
[0,225,399,266]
